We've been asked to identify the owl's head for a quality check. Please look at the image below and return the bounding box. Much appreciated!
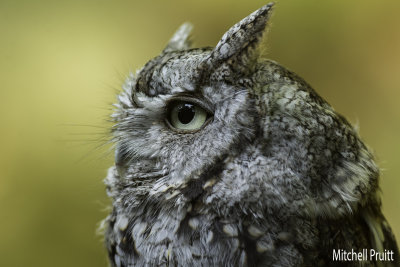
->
[107,3,379,221]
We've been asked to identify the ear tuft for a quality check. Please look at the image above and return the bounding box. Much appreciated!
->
[163,23,194,52]
[206,2,274,74]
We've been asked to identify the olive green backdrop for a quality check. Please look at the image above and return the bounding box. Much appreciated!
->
[0,0,399,266]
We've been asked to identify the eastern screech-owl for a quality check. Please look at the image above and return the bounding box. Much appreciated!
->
[103,3,399,266]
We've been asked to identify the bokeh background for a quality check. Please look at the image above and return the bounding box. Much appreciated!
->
[0,0,399,266]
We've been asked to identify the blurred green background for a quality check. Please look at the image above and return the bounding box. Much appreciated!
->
[0,0,399,266]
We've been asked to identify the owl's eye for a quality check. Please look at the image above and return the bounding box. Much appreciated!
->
[166,101,211,132]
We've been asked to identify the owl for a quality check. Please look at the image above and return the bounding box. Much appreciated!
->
[103,3,399,266]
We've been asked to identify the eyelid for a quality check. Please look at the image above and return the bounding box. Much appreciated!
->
[165,95,214,114]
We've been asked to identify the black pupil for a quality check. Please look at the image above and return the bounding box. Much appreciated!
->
[178,103,195,124]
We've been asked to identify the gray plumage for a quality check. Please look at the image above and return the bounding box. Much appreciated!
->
[103,3,399,266]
